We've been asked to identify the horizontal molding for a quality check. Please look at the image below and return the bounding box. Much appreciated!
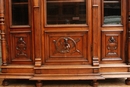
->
[45,24,88,28]
[101,74,130,78]
[34,65,99,69]
[92,5,98,7]
[100,63,130,68]
[101,27,123,31]
[10,31,31,33]
[101,58,122,62]
[0,65,34,68]
[33,6,40,8]
[10,25,31,28]
[47,0,84,3]
[0,75,32,79]
[45,30,89,32]
[30,75,104,80]
[104,1,120,3]
[45,28,89,32]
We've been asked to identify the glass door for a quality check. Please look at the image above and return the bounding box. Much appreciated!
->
[42,0,92,65]
[101,0,126,63]
[46,0,87,25]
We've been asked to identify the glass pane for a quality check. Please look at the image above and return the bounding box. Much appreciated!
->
[46,0,86,25]
[104,0,121,25]
[12,0,29,25]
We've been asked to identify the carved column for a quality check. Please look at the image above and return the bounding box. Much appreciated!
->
[0,0,7,66]
[33,0,42,67]
[92,0,99,66]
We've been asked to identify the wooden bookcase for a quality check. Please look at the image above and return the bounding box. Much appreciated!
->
[0,0,130,87]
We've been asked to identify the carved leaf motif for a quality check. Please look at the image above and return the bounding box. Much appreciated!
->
[16,37,27,57]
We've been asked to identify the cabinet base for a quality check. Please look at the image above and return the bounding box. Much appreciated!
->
[2,79,9,86]
[125,78,130,85]
[36,80,42,87]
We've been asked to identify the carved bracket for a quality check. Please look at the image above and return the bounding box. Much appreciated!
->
[53,37,81,54]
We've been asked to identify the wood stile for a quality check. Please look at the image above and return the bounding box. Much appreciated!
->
[0,0,130,87]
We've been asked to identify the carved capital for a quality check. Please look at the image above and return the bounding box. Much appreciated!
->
[33,0,40,7]
[93,0,98,6]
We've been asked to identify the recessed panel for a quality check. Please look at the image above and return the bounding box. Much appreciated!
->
[45,32,88,64]
[10,33,32,62]
[101,31,123,61]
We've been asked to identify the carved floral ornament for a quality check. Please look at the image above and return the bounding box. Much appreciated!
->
[53,37,81,54]
[107,36,118,55]
[16,37,27,57]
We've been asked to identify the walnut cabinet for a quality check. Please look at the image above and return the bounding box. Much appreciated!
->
[0,0,130,87]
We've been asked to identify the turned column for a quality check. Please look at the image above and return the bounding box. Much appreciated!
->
[0,0,7,66]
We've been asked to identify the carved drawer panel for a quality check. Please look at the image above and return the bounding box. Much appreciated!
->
[10,33,32,62]
[101,31,123,61]
[44,32,88,64]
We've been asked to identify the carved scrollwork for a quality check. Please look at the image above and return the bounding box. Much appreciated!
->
[16,37,27,57]
[53,37,81,54]
[107,36,118,55]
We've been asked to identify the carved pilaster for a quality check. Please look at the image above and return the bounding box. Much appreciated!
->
[92,0,99,66]
[128,37,130,65]
[33,0,42,67]
[0,0,7,65]
[127,0,130,65]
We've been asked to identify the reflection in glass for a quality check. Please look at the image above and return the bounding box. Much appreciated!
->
[104,0,121,25]
[46,0,86,24]
[12,0,29,25]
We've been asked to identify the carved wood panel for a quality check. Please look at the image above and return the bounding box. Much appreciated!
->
[10,33,32,62]
[101,31,123,61]
[44,32,89,64]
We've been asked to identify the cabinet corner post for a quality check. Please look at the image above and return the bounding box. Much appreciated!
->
[0,0,7,66]
[92,0,100,66]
